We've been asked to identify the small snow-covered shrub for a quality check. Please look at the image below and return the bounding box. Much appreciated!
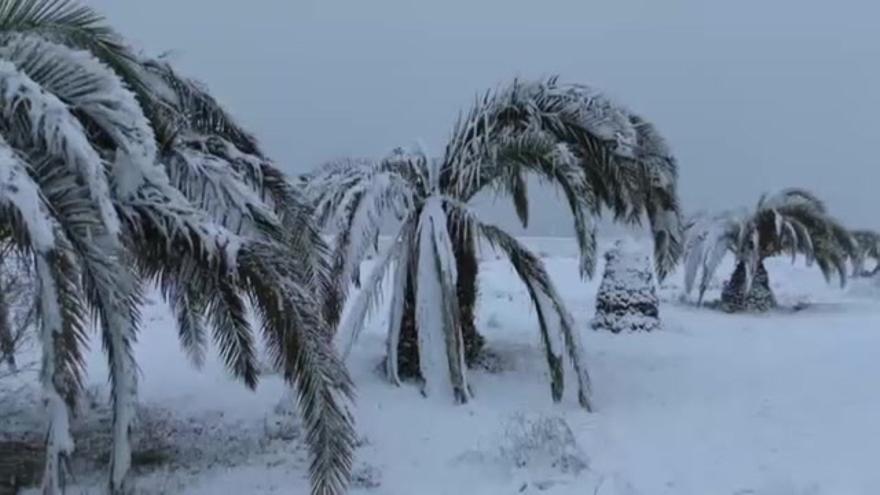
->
[592,240,660,333]
[455,413,587,476]
[498,414,587,474]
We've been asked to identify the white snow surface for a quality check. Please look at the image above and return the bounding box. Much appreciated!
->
[7,236,880,494]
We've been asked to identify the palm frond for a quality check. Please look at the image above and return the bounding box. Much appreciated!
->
[0,139,89,493]
[414,197,469,402]
[0,0,146,92]
[0,56,122,235]
[238,242,355,495]
[140,59,260,154]
[168,284,207,368]
[441,77,680,280]
[335,216,413,359]
[31,152,143,493]
[0,34,156,178]
[471,213,591,410]
[208,278,259,389]
[306,153,417,328]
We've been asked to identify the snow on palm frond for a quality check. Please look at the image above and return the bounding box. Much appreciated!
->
[0,138,90,494]
[441,77,681,280]
[139,58,260,154]
[0,56,122,235]
[237,241,355,495]
[164,140,280,238]
[1,3,354,495]
[475,220,591,410]
[0,34,157,186]
[304,153,417,326]
[0,0,143,88]
[139,60,340,331]
[29,153,144,493]
[414,196,469,402]
[682,210,743,303]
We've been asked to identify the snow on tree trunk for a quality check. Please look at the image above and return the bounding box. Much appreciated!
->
[591,240,661,333]
[35,256,74,495]
[396,230,484,379]
[414,198,470,403]
[396,272,420,380]
[720,261,776,313]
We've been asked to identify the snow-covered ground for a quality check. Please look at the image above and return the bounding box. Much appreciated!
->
[6,237,880,494]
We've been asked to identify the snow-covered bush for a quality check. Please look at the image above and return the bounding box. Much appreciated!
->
[455,413,588,476]
[592,240,660,333]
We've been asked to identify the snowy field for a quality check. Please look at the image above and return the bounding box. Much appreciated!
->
[6,236,880,495]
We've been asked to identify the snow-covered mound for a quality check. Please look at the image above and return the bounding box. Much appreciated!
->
[592,239,660,333]
[4,237,880,494]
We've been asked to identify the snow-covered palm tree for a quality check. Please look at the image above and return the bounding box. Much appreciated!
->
[683,189,857,311]
[0,2,353,494]
[306,78,682,410]
[852,229,880,277]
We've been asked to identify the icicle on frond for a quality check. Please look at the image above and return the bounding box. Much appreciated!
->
[474,217,591,410]
[237,242,355,495]
[335,216,414,359]
[414,196,469,403]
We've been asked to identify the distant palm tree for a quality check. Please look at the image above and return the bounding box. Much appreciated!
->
[683,189,857,311]
[852,229,880,277]
[306,78,682,410]
[0,2,353,494]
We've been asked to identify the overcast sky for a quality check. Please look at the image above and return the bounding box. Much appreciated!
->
[88,0,879,234]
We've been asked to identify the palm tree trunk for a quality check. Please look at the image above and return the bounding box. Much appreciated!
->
[721,260,776,312]
[454,230,484,366]
[396,271,420,380]
[395,230,484,380]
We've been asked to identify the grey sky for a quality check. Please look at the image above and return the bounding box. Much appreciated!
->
[89,0,879,234]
